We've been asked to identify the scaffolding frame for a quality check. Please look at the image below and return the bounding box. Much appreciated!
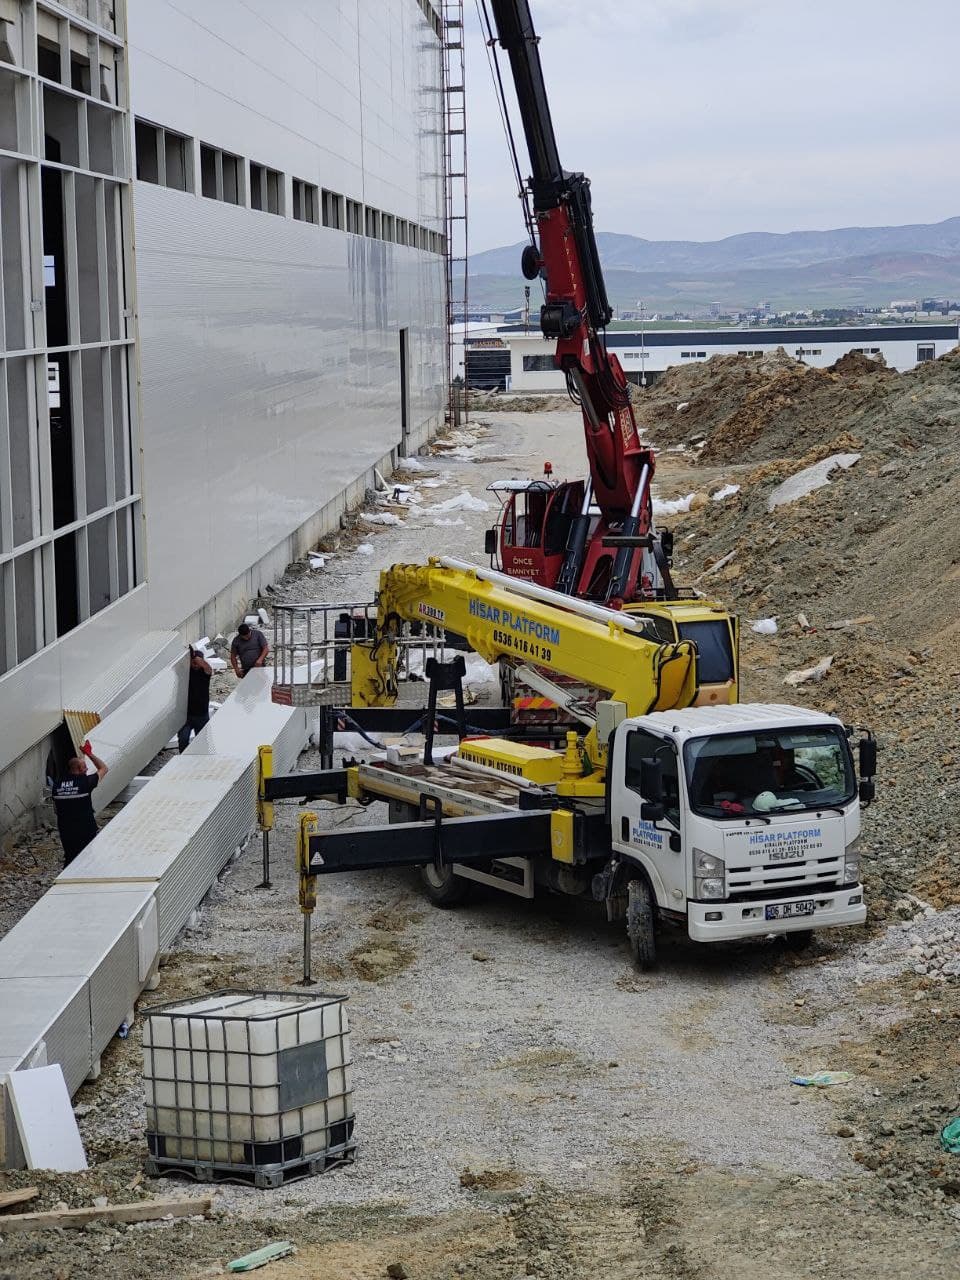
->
[440,0,468,425]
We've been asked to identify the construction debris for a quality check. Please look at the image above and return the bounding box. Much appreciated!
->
[228,1241,297,1272]
[783,655,834,686]
[0,1186,38,1212]
[0,1195,212,1233]
[767,452,860,510]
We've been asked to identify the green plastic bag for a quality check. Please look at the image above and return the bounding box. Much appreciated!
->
[790,1071,853,1087]
[940,1118,960,1155]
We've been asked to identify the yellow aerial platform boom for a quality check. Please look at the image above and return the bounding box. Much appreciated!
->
[350,556,738,775]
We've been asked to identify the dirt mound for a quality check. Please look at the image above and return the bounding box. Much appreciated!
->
[469,391,570,412]
[638,344,960,465]
[648,345,960,917]
[830,349,894,378]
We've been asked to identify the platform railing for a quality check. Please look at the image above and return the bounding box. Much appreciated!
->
[271,601,445,706]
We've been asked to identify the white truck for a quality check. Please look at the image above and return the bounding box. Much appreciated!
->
[287,695,875,970]
[607,702,872,965]
[271,562,875,967]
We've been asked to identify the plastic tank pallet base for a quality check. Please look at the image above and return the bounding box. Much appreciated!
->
[144,1130,356,1189]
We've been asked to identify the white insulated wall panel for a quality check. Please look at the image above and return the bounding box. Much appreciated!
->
[87,657,189,812]
[127,0,446,631]
[0,885,157,1057]
[0,975,92,1094]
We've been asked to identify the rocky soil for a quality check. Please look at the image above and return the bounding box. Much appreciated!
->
[3,350,960,1278]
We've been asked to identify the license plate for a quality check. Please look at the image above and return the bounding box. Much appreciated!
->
[765,900,815,920]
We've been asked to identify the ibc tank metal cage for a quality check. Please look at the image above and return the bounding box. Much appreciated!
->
[143,989,354,1188]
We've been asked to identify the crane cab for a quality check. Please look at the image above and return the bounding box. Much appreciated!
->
[625,602,740,706]
[485,478,588,588]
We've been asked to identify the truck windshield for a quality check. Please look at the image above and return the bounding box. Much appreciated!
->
[683,726,855,819]
[677,621,734,684]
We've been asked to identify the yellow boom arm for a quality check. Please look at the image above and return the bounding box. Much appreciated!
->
[353,560,699,753]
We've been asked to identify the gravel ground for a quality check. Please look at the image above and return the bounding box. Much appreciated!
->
[3,403,960,1278]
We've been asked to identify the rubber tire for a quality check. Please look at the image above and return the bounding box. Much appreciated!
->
[626,878,657,971]
[783,929,815,951]
[419,863,471,908]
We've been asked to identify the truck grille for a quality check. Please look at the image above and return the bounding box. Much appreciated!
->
[725,854,844,901]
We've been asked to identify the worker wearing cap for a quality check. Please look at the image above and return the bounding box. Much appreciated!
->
[230,622,269,678]
[52,742,108,867]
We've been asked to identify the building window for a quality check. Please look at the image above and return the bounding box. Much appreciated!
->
[134,119,191,191]
[164,130,190,191]
[396,218,408,245]
[917,344,935,362]
[737,349,763,356]
[522,355,557,372]
[681,351,707,359]
[381,212,395,242]
[345,199,363,234]
[250,161,283,215]
[322,188,344,229]
[623,352,639,359]
[200,143,243,205]
[292,177,318,223]
[1,0,140,675]
[134,120,159,183]
[364,206,381,238]
[417,0,443,37]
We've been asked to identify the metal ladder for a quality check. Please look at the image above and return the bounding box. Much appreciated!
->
[441,0,468,426]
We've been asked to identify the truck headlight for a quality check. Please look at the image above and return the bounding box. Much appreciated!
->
[843,837,860,886]
[696,876,725,899]
[693,849,723,877]
[693,849,725,900]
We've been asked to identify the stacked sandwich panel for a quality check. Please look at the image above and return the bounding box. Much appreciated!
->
[0,671,308,1167]
[0,884,157,1167]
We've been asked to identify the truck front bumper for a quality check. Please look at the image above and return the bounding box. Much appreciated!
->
[687,885,866,942]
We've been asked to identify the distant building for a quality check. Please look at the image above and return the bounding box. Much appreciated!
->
[467,324,959,392]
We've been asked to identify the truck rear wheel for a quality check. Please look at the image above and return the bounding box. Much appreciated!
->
[626,878,657,971]
[419,863,471,908]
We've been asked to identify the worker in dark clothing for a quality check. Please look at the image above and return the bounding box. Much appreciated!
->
[178,647,213,752]
[52,742,108,867]
[230,622,269,678]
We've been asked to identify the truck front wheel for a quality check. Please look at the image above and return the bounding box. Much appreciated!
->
[626,878,657,971]
[782,928,814,951]
[419,863,471,908]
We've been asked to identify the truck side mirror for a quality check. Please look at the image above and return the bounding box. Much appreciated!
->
[639,757,664,804]
[859,778,875,806]
[641,800,665,823]
[484,528,497,556]
[858,734,877,779]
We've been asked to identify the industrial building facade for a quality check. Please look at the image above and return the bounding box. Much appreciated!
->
[466,323,960,392]
[0,0,448,831]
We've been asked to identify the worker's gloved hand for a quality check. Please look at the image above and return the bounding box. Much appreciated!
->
[81,740,94,758]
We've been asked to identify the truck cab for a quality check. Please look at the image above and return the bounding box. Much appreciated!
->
[608,703,870,958]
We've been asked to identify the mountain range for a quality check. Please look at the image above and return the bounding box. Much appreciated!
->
[468,217,960,313]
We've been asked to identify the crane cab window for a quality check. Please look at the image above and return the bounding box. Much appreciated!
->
[632,612,677,645]
[677,620,734,684]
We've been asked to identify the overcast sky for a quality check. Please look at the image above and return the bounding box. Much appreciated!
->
[464,0,960,252]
